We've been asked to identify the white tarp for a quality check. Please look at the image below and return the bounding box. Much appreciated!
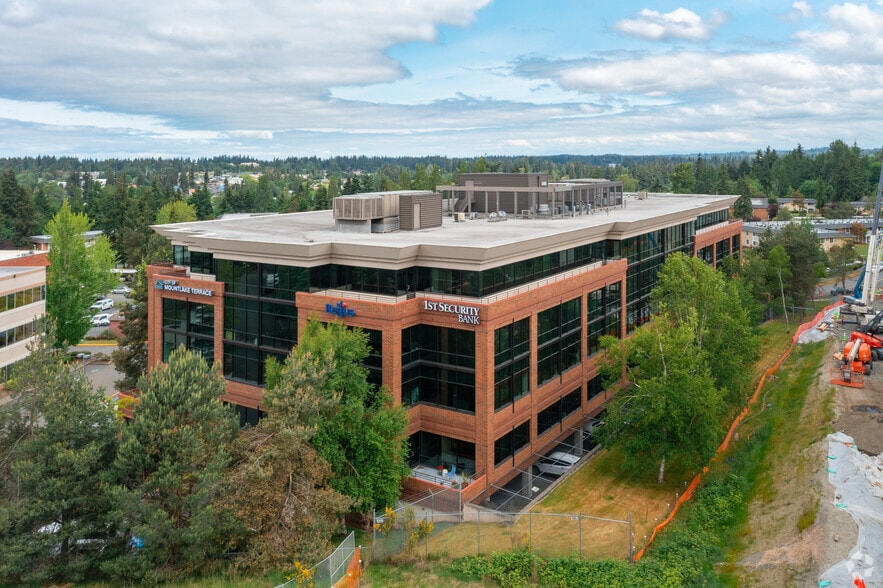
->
[797,305,844,345]
[818,432,883,587]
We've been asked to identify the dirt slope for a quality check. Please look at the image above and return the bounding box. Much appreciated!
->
[736,330,882,586]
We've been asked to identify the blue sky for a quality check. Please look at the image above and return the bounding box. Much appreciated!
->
[1,0,881,158]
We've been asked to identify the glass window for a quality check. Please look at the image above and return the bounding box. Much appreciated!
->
[190,251,214,275]
[402,324,475,413]
[494,421,530,466]
[162,298,187,331]
[187,303,213,336]
[537,298,582,386]
[587,375,605,400]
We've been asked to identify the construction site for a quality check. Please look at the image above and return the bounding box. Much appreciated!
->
[791,178,883,587]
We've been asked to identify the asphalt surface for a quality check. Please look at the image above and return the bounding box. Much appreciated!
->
[77,289,131,396]
[69,343,124,397]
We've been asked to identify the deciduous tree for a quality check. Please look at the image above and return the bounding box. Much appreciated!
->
[222,352,351,572]
[669,162,696,194]
[598,313,725,483]
[828,241,857,294]
[651,253,758,403]
[290,317,410,514]
[758,220,825,306]
[45,201,117,348]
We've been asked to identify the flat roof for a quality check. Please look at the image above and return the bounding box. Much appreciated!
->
[0,266,42,278]
[153,192,737,270]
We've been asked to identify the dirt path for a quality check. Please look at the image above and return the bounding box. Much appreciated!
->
[735,329,883,586]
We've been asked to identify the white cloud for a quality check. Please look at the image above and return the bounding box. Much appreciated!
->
[226,130,275,140]
[0,0,492,129]
[782,1,813,23]
[520,51,824,96]
[1,1,883,159]
[614,8,729,42]
[0,98,220,139]
[1,1,41,26]
[793,1,812,18]
[794,2,883,62]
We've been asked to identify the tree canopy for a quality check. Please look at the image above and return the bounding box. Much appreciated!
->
[106,346,239,582]
[0,332,120,586]
[651,253,759,403]
[598,313,726,483]
[275,317,411,514]
[597,253,758,482]
[45,201,117,348]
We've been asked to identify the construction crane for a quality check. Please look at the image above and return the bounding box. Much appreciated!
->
[850,157,883,312]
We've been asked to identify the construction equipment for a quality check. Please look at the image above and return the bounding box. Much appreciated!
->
[849,330,883,360]
[859,308,883,336]
[830,365,865,387]
[848,157,883,315]
[831,337,872,387]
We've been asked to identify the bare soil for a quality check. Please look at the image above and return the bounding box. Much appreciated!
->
[735,326,882,586]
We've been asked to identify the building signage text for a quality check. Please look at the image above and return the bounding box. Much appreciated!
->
[424,300,480,324]
[154,279,214,297]
[326,301,355,317]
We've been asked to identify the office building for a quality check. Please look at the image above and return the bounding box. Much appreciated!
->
[147,174,740,502]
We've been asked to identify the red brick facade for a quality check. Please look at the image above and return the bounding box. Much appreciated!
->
[146,216,743,497]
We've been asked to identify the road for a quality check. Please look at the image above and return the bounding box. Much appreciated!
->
[78,289,132,395]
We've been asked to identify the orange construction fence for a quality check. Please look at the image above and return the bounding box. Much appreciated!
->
[334,546,362,588]
[633,303,842,561]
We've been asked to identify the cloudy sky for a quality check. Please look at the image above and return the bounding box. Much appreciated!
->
[1,0,882,158]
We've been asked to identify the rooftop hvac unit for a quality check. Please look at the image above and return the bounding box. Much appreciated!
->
[454,212,466,222]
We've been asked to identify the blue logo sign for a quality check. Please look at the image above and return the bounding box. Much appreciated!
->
[155,279,165,290]
[325,301,355,317]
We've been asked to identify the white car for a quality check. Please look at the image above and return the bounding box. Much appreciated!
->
[111,285,131,295]
[90,298,114,311]
[92,313,112,327]
[534,451,581,477]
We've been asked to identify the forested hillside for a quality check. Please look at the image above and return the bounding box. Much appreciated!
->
[0,139,878,266]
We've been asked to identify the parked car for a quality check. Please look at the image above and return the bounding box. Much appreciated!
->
[92,313,112,327]
[90,298,114,311]
[534,451,581,477]
[111,285,131,295]
[582,417,605,451]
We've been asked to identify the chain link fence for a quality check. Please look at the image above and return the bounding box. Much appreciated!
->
[274,532,357,588]
[370,505,633,564]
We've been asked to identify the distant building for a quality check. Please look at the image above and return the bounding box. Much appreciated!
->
[0,252,47,387]
[30,230,104,252]
[741,219,860,251]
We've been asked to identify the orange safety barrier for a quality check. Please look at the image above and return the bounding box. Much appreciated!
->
[633,302,842,561]
[336,546,361,588]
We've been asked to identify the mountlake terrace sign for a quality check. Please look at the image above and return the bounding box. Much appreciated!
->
[154,279,214,297]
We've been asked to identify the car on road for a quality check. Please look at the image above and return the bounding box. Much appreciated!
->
[90,298,114,311]
[92,313,112,327]
[111,285,131,295]
[831,286,845,296]
[534,451,581,477]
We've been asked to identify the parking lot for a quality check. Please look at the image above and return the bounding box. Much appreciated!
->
[86,288,132,338]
